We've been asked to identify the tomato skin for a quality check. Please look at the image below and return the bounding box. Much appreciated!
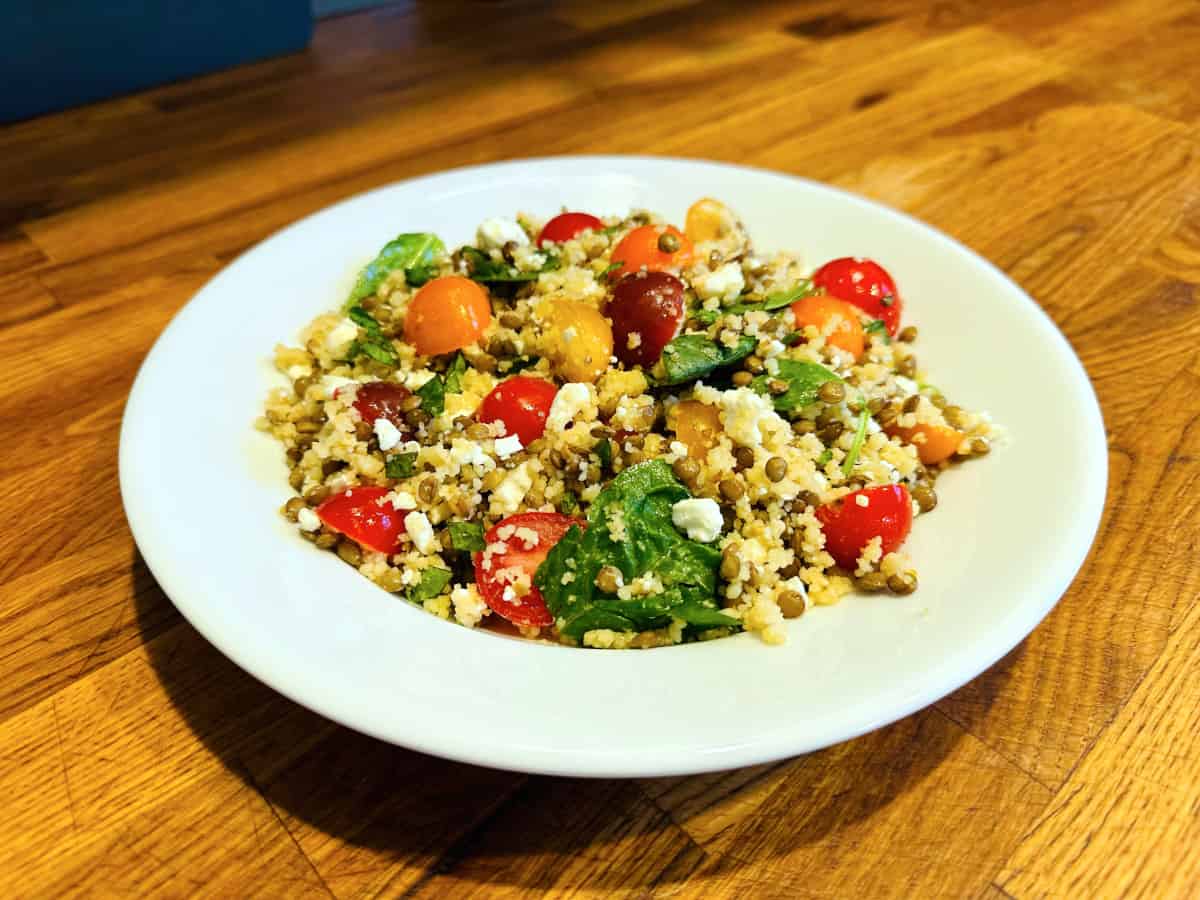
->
[538,212,605,247]
[477,376,559,445]
[351,382,414,433]
[885,422,963,465]
[814,485,913,570]
[474,511,584,627]
[404,276,492,356]
[610,225,694,279]
[316,486,408,554]
[791,294,866,359]
[607,272,686,368]
[669,399,722,460]
[812,257,902,336]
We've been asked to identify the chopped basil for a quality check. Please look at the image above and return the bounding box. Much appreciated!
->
[864,319,891,343]
[443,352,468,394]
[416,374,445,416]
[447,521,486,552]
[349,232,445,302]
[385,451,418,479]
[691,280,814,325]
[816,449,833,467]
[656,334,756,386]
[410,567,453,603]
[842,407,870,476]
[762,279,814,310]
[501,355,540,375]
[461,246,560,283]
[558,491,579,515]
[593,437,613,470]
[342,305,400,366]
[751,359,842,413]
[598,261,623,279]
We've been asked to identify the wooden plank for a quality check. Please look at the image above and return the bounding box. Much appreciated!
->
[0,274,59,329]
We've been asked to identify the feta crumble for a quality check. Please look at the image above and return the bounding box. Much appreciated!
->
[494,433,523,458]
[374,418,403,451]
[297,508,321,532]
[404,511,438,554]
[477,217,529,250]
[671,497,723,543]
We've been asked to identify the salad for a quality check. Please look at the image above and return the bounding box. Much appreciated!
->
[259,199,998,647]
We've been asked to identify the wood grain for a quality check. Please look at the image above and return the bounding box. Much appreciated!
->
[1,0,1198,896]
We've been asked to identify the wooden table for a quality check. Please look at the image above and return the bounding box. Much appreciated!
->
[3,1,1198,896]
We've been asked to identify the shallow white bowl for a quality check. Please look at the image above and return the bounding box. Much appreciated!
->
[120,156,1106,777]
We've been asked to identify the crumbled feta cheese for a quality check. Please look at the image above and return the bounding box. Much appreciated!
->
[491,462,534,514]
[402,368,438,390]
[477,217,529,250]
[286,364,312,380]
[694,263,745,303]
[719,387,784,447]
[449,438,495,472]
[671,498,723,543]
[322,374,358,397]
[494,434,523,458]
[390,491,417,510]
[325,318,359,354]
[404,511,438,554]
[374,418,402,451]
[545,382,595,432]
[297,508,321,532]
[451,584,488,627]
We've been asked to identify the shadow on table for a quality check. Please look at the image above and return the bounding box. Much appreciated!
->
[133,549,1018,890]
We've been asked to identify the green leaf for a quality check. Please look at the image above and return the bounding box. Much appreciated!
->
[443,353,468,394]
[341,307,400,366]
[864,319,891,344]
[386,452,418,479]
[416,374,445,416]
[410,568,452,603]
[762,279,814,310]
[816,449,833,467]
[593,437,613,470]
[842,407,870,476]
[598,261,622,279]
[500,355,540,375]
[461,246,561,283]
[533,460,738,641]
[349,233,446,302]
[558,491,579,515]
[656,334,756,386]
[752,359,841,413]
[447,521,485,552]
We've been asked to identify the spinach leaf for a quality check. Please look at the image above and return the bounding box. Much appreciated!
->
[443,353,468,394]
[386,452,418,479]
[691,280,814,324]
[864,319,891,344]
[349,233,445,302]
[656,334,756,386]
[416,374,445,416]
[410,568,452,603]
[752,359,841,413]
[842,407,870,476]
[447,521,485,552]
[558,491,579,515]
[533,460,738,640]
[593,437,613,470]
[461,246,560,283]
[342,305,400,366]
[816,448,833,467]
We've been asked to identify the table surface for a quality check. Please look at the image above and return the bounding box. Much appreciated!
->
[3,1,1198,896]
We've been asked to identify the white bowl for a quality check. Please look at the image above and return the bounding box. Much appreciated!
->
[120,156,1106,777]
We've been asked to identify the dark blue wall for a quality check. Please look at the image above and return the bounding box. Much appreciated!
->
[2,2,313,123]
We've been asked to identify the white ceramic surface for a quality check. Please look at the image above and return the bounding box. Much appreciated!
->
[119,156,1107,777]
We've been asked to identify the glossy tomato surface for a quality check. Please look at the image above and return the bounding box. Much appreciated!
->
[814,485,913,570]
[537,212,604,247]
[316,486,408,554]
[477,376,559,445]
[812,257,902,336]
[351,382,414,432]
[474,511,583,627]
[607,272,686,368]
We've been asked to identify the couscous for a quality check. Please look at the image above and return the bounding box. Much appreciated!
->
[258,199,998,647]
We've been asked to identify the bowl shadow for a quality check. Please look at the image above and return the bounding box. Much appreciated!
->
[132,548,1018,891]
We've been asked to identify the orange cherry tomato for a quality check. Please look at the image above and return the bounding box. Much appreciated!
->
[404,276,491,356]
[790,294,865,359]
[610,225,694,279]
[885,422,964,464]
[670,400,723,460]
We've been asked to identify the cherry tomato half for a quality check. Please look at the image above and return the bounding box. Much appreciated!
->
[352,382,414,433]
[538,212,605,247]
[885,422,964,465]
[609,225,694,279]
[404,275,491,356]
[316,486,408,554]
[474,511,584,627]
[477,376,559,445]
[814,484,913,570]
[812,257,902,336]
[607,272,686,368]
[791,294,865,360]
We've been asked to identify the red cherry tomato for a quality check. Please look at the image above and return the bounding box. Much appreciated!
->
[812,258,902,336]
[474,511,583,627]
[606,272,686,368]
[814,484,913,570]
[316,486,408,554]
[537,212,605,247]
[477,376,559,446]
[351,382,414,433]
